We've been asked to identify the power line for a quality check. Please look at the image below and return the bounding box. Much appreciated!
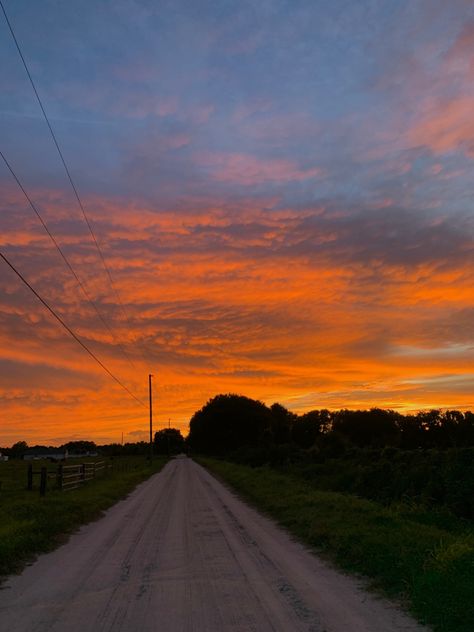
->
[0,148,136,370]
[0,249,146,408]
[0,0,137,338]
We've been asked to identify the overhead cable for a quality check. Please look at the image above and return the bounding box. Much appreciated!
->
[0,0,136,334]
[0,250,146,407]
[0,149,136,369]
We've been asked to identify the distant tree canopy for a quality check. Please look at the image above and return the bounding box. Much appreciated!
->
[9,441,28,457]
[98,441,149,457]
[188,394,272,454]
[154,428,185,455]
[61,440,97,453]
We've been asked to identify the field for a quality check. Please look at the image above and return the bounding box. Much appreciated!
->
[201,458,474,632]
[0,456,166,578]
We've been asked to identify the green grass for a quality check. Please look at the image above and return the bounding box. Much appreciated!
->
[0,456,167,578]
[201,458,474,632]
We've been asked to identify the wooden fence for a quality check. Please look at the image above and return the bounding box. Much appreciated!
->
[27,461,107,495]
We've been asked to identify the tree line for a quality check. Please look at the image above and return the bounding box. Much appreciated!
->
[0,435,185,459]
[187,393,474,455]
[188,394,474,520]
[3,393,474,459]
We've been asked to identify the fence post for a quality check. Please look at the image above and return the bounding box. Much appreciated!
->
[40,467,47,496]
[27,463,33,490]
[81,463,86,483]
[57,464,63,490]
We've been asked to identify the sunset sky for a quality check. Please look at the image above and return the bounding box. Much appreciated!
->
[1,0,474,446]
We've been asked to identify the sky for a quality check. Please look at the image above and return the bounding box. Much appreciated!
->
[1,0,474,446]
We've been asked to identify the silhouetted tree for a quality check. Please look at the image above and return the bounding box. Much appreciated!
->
[292,410,330,449]
[331,408,400,447]
[397,414,425,449]
[416,410,442,447]
[97,441,149,456]
[61,440,97,454]
[270,403,296,444]
[188,394,272,454]
[9,440,28,458]
[438,410,468,448]
[456,411,474,447]
[154,428,185,455]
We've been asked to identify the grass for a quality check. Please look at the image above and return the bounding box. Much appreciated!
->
[0,456,167,579]
[200,458,474,632]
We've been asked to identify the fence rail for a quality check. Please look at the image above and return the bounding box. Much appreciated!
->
[27,460,108,495]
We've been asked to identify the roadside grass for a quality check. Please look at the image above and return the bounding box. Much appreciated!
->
[0,456,166,578]
[200,458,474,632]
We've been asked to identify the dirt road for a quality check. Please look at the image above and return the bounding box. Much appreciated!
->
[0,457,428,631]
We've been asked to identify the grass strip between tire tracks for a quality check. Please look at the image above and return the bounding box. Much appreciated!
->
[0,456,167,579]
[200,458,474,632]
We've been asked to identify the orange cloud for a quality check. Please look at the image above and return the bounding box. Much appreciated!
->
[409,96,474,156]
[405,21,474,157]
[0,189,473,445]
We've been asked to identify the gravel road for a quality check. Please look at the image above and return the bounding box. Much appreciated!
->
[0,456,428,631]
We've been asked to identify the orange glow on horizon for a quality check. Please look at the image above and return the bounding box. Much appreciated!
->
[1,190,473,446]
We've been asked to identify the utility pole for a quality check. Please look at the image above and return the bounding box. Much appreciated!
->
[149,373,153,462]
